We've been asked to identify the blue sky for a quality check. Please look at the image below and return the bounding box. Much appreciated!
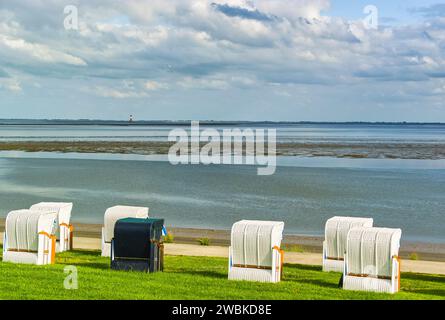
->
[328,0,442,23]
[0,0,444,121]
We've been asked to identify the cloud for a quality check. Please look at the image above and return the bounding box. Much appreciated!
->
[144,80,169,91]
[87,79,169,98]
[0,78,22,92]
[1,0,442,86]
[90,85,148,98]
[0,1,444,121]
[0,34,87,66]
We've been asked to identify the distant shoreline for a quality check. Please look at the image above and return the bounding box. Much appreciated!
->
[1,119,445,126]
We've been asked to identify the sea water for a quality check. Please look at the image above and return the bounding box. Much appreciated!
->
[0,155,443,243]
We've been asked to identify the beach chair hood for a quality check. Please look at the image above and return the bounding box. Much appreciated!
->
[231,220,284,268]
[343,227,402,293]
[103,206,149,243]
[6,210,57,252]
[3,209,57,265]
[346,227,401,278]
[228,220,284,283]
[30,202,72,232]
[324,216,374,261]
[30,202,74,252]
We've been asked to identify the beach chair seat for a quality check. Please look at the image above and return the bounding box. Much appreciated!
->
[2,209,57,265]
[343,227,402,294]
[30,202,73,252]
[323,216,373,272]
[111,218,164,273]
[101,205,149,257]
[228,220,284,283]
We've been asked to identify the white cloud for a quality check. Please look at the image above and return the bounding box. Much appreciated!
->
[0,0,444,120]
[0,78,22,92]
[90,85,147,98]
[0,34,87,66]
[88,79,170,98]
[145,80,168,91]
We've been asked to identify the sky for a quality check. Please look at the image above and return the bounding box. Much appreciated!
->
[0,0,444,122]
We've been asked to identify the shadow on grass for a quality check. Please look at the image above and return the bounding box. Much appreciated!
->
[60,250,102,258]
[174,269,227,279]
[56,259,110,270]
[403,289,445,297]
[75,262,110,270]
[296,278,340,289]
[403,273,445,283]
[284,264,322,272]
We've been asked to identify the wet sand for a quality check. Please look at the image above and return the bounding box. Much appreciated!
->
[1,219,444,262]
[0,141,444,159]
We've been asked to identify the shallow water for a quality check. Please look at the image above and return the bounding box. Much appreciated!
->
[1,123,445,143]
[0,156,443,243]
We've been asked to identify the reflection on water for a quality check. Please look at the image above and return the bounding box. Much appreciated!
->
[1,123,445,143]
[1,151,445,170]
[0,156,444,243]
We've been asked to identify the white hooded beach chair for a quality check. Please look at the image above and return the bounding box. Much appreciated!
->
[101,205,149,257]
[343,227,402,294]
[323,216,373,272]
[30,202,73,252]
[2,210,57,265]
[228,220,284,283]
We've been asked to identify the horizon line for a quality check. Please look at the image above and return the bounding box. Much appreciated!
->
[0,118,445,125]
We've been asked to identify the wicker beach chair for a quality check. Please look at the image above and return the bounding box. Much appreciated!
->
[323,216,373,272]
[228,220,285,283]
[111,218,164,273]
[30,202,73,252]
[2,210,57,265]
[101,205,149,257]
[343,227,402,294]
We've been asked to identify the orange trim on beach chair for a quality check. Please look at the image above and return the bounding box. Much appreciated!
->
[38,231,56,264]
[38,231,52,238]
[60,223,74,250]
[69,224,74,250]
[394,255,401,291]
[51,235,56,264]
[273,246,284,280]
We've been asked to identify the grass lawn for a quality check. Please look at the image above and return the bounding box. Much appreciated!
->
[0,248,444,300]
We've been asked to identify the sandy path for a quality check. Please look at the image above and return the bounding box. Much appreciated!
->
[164,243,445,276]
[1,234,444,275]
[70,236,445,276]
[2,221,445,261]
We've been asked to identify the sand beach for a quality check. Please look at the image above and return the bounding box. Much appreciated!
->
[1,219,445,272]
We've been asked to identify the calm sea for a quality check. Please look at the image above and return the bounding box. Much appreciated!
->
[0,122,444,143]
[0,122,444,243]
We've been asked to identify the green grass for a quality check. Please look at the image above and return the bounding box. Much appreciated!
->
[0,248,444,300]
[281,244,305,253]
[198,237,210,246]
[409,253,419,261]
[163,232,174,244]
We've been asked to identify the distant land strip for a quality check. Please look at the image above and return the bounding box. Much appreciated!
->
[1,119,445,126]
[0,141,444,160]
